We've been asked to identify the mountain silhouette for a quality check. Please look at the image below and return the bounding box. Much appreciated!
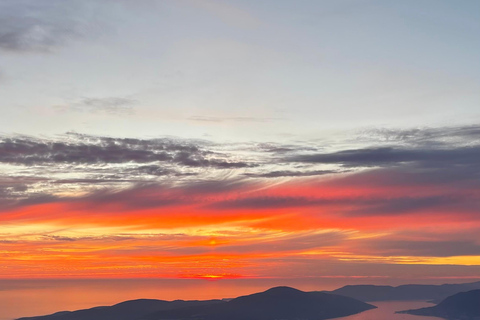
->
[143,286,376,320]
[16,299,224,320]
[398,289,480,319]
[328,281,480,302]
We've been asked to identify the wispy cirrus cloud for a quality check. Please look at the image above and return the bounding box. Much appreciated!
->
[56,97,138,115]
[188,116,283,123]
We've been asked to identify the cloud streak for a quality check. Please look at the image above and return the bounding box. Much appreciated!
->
[1,125,480,279]
[56,97,138,115]
[288,146,480,168]
[188,116,283,123]
[0,134,250,168]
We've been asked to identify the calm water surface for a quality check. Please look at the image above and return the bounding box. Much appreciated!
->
[338,301,442,320]
[0,279,444,320]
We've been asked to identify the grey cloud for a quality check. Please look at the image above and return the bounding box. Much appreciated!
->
[360,125,480,145]
[65,97,137,115]
[179,179,251,195]
[288,146,480,168]
[253,143,319,154]
[210,196,323,209]
[347,195,467,216]
[173,150,250,168]
[133,165,175,176]
[3,177,474,216]
[244,170,337,178]
[281,125,480,190]
[52,178,144,184]
[0,177,255,213]
[1,125,480,215]
[327,166,480,188]
[209,194,475,216]
[0,137,170,164]
[74,184,186,210]
[188,116,283,123]
[0,134,251,168]
[0,183,186,212]
[71,181,253,211]
[126,165,196,177]
[0,192,60,211]
[0,0,101,53]
[366,240,480,257]
[214,231,348,254]
[0,176,59,210]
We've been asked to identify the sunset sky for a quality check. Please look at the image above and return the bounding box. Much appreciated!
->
[1,0,480,286]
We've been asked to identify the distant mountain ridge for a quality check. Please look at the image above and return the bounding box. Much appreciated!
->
[16,299,224,320]
[143,286,376,320]
[18,282,480,320]
[17,286,375,320]
[327,281,480,302]
[398,289,480,319]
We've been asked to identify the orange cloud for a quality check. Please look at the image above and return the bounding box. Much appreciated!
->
[2,171,480,279]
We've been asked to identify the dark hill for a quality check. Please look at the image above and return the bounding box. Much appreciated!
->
[16,298,224,320]
[329,281,480,302]
[144,286,376,320]
[398,289,480,319]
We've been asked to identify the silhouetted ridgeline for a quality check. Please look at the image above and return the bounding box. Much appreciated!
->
[17,286,376,320]
[16,299,224,320]
[398,289,480,320]
[143,286,376,320]
[328,281,480,302]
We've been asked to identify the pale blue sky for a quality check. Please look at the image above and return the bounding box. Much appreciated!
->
[1,0,479,141]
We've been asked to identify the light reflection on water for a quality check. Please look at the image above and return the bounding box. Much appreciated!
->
[338,301,442,320]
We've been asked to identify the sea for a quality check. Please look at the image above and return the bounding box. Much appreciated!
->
[0,279,444,320]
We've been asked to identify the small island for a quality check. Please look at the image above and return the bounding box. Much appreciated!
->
[398,289,480,320]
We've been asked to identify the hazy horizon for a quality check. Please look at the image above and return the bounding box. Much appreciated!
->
[1,277,476,320]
